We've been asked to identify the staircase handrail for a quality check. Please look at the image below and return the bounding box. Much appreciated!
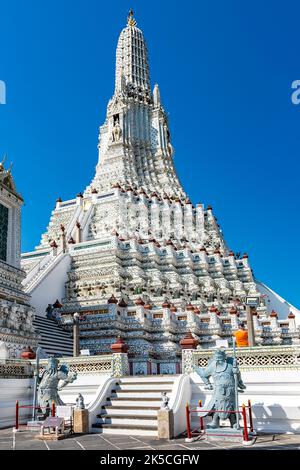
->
[64,204,83,239]
[24,251,68,293]
[23,252,54,288]
[168,374,192,436]
[87,376,119,432]
[77,202,94,238]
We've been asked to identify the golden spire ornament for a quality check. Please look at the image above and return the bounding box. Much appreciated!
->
[0,154,6,171]
[127,8,136,27]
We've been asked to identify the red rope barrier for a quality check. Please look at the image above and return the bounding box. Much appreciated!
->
[184,403,254,442]
[51,402,56,417]
[15,401,19,431]
[198,400,204,431]
[186,403,191,440]
[242,404,249,441]
[248,399,254,433]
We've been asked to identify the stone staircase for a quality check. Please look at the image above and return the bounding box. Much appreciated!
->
[33,315,73,357]
[92,375,178,436]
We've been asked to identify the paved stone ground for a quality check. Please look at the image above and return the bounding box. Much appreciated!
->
[0,429,300,451]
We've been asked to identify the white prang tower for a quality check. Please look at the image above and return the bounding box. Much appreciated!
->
[21,11,300,373]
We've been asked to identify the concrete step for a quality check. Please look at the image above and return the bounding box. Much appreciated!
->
[37,343,72,350]
[39,343,73,357]
[96,415,157,426]
[35,334,72,343]
[37,338,72,346]
[92,422,158,434]
[38,347,73,354]
[33,315,73,356]
[114,391,171,399]
[92,426,158,437]
[109,399,162,408]
[117,383,173,391]
[34,324,71,334]
[100,408,158,417]
[34,328,71,338]
[34,318,62,325]
[119,376,178,384]
[92,374,176,437]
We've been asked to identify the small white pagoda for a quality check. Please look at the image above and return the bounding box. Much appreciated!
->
[0,158,37,358]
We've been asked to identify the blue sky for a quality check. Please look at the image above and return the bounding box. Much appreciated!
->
[0,0,299,307]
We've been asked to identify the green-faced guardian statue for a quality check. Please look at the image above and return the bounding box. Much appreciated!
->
[37,357,77,411]
[196,349,246,429]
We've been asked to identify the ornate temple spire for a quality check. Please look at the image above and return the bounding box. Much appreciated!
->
[115,10,150,95]
[85,10,186,198]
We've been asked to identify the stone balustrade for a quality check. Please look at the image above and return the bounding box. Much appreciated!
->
[182,344,300,374]
[35,353,129,378]
[0,359,34,378]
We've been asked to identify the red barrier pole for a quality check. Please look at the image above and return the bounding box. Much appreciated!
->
[186,403,191,440]
[15,401,19,430]
[248,399,254,433]
[51,402,55,417]
[198,400,204,432]
[242,404,249,442]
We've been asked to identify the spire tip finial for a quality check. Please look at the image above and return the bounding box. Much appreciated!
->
[127,8,136,27]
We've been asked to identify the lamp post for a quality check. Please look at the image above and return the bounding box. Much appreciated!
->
[232,337,240,430]
[246,306,255,347]
[73,312,80,357]
[32,346,42,422]
[245,297,259,347]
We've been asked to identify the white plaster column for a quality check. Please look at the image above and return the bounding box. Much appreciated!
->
[183,201,193,239]
[150,195,160,235]
[288,313,296,331]
[208,306,220,328]
[60,226,67,253]
[55,198,62,210]
[135,301,146,323]
[162,301,171,323]
[162,201,171,239]
[76,193,84,206]
[107,295,118,316]
[229,308,239,329]
[173,201,183,239]
[252,311,260,331]
[196,204,204,243]
[75,222,82,244]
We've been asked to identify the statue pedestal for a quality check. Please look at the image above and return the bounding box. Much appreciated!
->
[205,427,255,444]
[26,420,43,432]
[157,409,174,439]
[73,409,89,434]
[35,434,65,441]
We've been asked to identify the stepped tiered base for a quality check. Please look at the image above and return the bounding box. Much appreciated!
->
[33,316,73,357]
[92,375,177,436]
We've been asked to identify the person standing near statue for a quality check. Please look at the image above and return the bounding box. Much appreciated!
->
[234,322,249,348]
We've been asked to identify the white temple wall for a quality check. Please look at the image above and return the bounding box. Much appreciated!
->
[58,374,110,407]
[257,281,300,324]
[0,378,33,428]
[190,370,300,434]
